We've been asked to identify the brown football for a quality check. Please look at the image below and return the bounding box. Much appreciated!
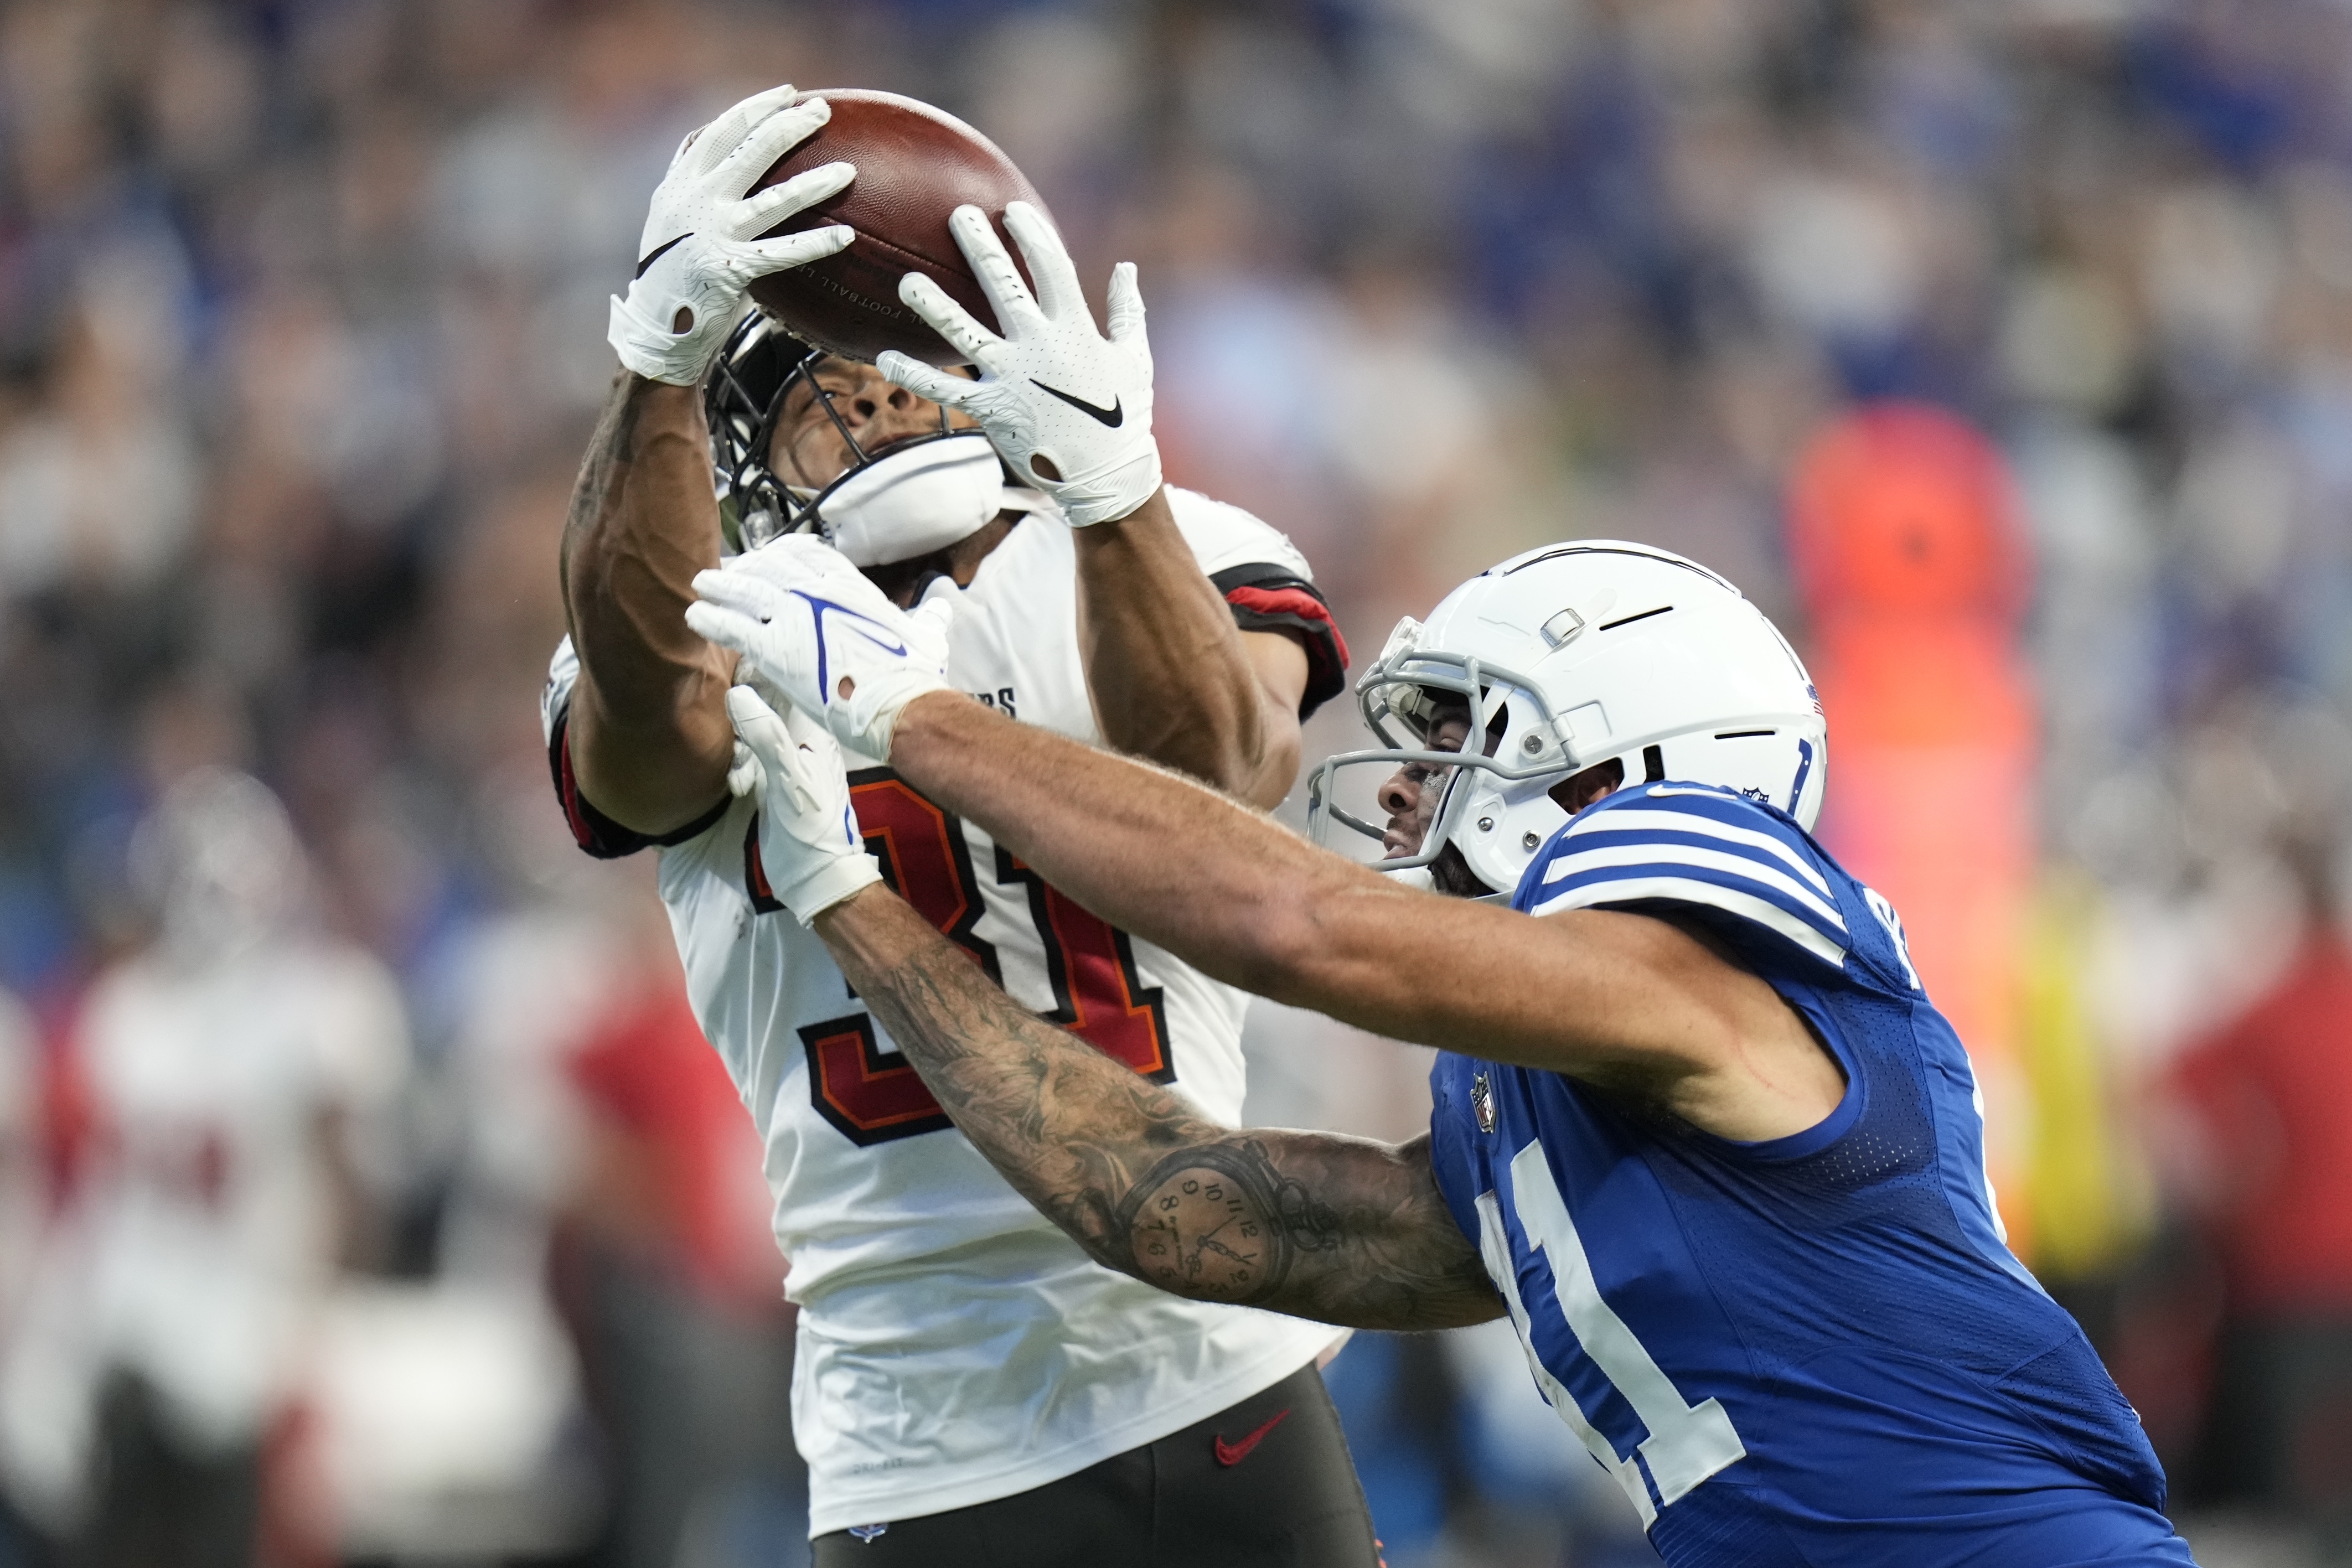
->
[745,89,1047,366]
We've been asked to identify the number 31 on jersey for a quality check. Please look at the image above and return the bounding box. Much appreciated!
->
[748,770,1176,1147]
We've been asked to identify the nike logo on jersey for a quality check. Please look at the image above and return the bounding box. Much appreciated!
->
[1029,379,1124,426]
[634,232,689,278]
[1213,1407,1290,1467]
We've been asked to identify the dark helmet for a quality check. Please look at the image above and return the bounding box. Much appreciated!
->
[704,311,980,556]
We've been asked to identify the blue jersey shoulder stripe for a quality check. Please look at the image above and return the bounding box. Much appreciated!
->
[1533,870,1844,968]
[1562,804,1834,902]
[1528,870,1850,970]
[1523,785,1850,972]
[1543,832,1845,932]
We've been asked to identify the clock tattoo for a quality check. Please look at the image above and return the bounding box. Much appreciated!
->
[1116,1140,1342,1306]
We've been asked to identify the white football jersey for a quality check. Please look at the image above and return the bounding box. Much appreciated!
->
[544,489,1345,1534]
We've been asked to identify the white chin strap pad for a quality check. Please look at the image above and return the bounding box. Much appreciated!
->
[818,434,1006,567]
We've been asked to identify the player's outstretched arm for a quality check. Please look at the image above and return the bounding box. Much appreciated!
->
[883,693,1838,1142]
[691,556,1838,1141]
[814,883,1502,1331]
[876,204,1306,808]
[561,374,742,834]
[563,87,854,835]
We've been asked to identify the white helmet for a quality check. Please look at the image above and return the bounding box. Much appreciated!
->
[129,767,311,962]
[1306,541,1827,898]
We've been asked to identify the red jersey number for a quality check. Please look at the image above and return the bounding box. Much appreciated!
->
[793,771,1174,1147]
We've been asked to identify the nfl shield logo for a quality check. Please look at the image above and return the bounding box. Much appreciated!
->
[1471,1073,1495,1134]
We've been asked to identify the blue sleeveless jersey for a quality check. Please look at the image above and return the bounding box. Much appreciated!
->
[1425,783,2194,1567]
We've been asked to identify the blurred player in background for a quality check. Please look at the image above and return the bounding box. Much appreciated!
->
[695,491,2201,1564]
[554,888,806,1568]
[550,89,1370,1564]
[0,985,42,1555]
[0,768,406,1567]
[2159,699,2352,1543]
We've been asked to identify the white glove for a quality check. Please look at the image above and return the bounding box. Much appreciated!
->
[686,534,957,759]
[608,86,855,385]
[726,739,762,799]
[725,686,881,925]
[876,202,1161,527]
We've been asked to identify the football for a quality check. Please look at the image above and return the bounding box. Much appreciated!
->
[746,89,1048,366]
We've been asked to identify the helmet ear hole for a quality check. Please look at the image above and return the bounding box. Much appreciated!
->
[1482,702,1509,757]
[1548,757,1625,817]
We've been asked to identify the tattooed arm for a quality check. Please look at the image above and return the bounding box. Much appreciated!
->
[559,373,738,834]
[814,884,1503,1331]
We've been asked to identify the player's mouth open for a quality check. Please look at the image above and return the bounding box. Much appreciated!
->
[1382,813,1429,860]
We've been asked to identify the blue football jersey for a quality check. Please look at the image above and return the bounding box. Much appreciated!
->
[1426,782,2195,1567]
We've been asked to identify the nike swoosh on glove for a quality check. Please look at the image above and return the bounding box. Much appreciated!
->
[609,86,855,385]
[875,202,1161,528]
[725,686,881,925]
[686,534,957,762]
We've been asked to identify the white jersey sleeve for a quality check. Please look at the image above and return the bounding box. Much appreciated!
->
[540,636,732,860]
[1164,487,1349,717]
[1163,485,1312,579]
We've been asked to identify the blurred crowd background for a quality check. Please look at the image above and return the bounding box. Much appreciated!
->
[0,0,2347,1564]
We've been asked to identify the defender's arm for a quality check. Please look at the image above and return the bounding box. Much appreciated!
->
[1073,488,1307,810]
[887,693,1838,1142]
[815,884,1501,1330]
[559,373,737,835]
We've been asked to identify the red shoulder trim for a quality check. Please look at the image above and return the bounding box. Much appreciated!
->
[557,724,597,852]
[1227,583,1342,646]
